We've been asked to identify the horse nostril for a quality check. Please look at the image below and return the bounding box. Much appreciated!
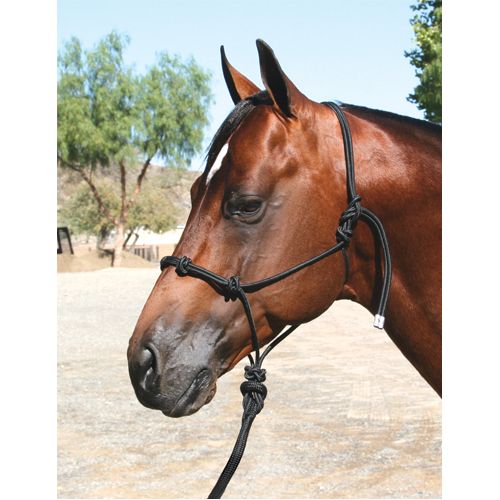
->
[137,346,157,391]
[138,346,154,369]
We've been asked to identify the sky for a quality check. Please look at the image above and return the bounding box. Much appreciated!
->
[58,0,422,169]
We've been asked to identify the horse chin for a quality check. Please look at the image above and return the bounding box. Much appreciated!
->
[161,372,218,418]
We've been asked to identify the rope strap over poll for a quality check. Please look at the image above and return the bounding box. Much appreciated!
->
[159,102,392,498]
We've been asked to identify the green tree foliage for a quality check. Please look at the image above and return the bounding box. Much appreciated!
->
[59,175,180,244]
[57,32,212,265]
[405,0,442,123]
[59,178,118,238]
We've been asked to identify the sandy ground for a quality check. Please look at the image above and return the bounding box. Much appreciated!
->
[57,248,156,273]
[58,268,441,499]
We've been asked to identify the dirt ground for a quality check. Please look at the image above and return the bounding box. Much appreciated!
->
[57,248,156,272]
[57,268,441,499]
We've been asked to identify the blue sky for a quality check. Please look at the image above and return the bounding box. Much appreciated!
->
[58,0,422,169]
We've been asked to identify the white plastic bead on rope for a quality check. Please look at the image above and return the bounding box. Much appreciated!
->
[373,314,385,329]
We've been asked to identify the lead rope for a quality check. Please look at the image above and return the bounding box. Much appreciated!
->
[159,102,392,498]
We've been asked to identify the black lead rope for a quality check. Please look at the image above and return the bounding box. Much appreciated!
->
[159,102,392,498]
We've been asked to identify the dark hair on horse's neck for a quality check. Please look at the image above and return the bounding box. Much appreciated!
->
[203,90,273,178]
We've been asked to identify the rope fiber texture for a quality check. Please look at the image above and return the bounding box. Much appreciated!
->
[159,102,392,498]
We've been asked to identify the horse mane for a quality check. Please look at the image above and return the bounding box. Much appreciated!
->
[342,103,442,134]
[203,90,273,178]
[202,95,441,179]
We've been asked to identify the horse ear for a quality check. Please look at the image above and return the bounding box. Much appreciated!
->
[256,39,307,118]
[220,46,261,104]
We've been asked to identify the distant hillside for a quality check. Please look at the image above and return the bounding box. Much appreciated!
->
[57,164,200,229]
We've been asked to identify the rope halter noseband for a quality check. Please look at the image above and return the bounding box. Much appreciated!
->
[159,102,392,498]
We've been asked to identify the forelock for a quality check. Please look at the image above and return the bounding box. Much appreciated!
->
[203,91,273,180]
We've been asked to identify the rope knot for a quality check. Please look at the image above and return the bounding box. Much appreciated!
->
[244,365,267,382]
[175,256,192,276]
[240,366,267,416]
[336,195,362,246]
[224,275,241,302]
[336,226,354,245]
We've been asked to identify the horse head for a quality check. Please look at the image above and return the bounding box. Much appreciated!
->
[128,40,353,417]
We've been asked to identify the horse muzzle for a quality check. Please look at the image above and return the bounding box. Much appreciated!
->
[127,338,217,417]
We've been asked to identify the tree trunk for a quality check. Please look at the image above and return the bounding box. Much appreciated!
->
[113,222,126,267]
[97,228,108,250]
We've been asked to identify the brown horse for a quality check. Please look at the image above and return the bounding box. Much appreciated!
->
[128,40,441,422]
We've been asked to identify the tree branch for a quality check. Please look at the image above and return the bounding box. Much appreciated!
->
[58,155,117,225]
[80,169,118,226]
[125,155,153,211]
[57,154,82,172]
[135,156,152,195]
[119,160,127,221]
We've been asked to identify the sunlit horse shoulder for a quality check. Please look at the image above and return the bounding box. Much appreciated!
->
[128,40,442,425]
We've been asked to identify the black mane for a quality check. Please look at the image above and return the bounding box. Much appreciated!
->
[203,91,273,178]
[342,103,442,132]
[202,94,440,179]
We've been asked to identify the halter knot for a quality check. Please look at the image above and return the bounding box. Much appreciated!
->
[175,256,192,276]
[336,195,362,246]
[240,366,268,417]
[224,275,241,302]
[244,365,267,382]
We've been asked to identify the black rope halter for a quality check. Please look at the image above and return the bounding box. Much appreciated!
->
[159,102,392,498]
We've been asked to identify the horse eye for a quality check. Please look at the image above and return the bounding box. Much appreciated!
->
[224,196,264,221]
[238,200,262,214]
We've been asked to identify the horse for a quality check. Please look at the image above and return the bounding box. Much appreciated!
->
[127,39,441,429]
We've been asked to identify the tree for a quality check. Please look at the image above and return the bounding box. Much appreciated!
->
[58,177,118,246]
[405,0,442,123]
[57,32,212,265]
[58,171,182,249]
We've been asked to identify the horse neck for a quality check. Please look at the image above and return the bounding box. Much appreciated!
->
[320,106,442,394]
